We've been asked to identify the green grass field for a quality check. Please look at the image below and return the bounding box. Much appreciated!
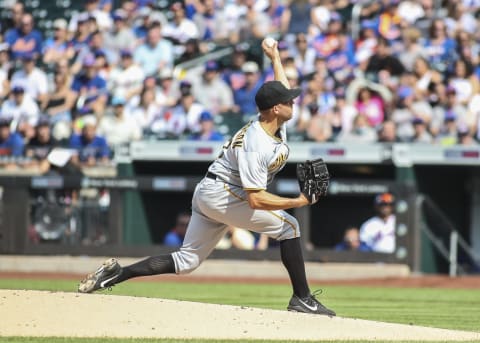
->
[1,278,479,343]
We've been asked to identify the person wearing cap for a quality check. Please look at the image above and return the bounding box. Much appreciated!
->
[435,110,460,146]
[97,96,142,146]
[359,192,396,253]
[391,85,433,141]
[43,19,75,65]
[156,68,180,108]
[190,60,234,115]
[108,49,145,101]
[5,13,43,60]
[0,117,24,169]
[68,0,112,33]
[1,84,40,139]
[187,110,224,141]
[11,52,48,104]
[233,61,263,116]
[103,9,136,54]
[78,38,336,318]
[70,54,108,117]
[409,116,433,144]
[69,115,111,167]
[133,22,174,76]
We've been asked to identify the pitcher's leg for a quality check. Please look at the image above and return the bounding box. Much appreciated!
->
[172,209,228,274]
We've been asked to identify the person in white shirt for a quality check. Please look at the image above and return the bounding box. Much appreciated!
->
[97,96,142,147]
[11,54,48,103]
[359,192,396,253]
[1,85,40,134]
[108,49,145,100]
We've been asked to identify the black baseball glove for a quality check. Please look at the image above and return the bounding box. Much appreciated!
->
[296,158,330,204]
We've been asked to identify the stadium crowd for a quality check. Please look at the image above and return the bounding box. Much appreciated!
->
[1,0,480,171]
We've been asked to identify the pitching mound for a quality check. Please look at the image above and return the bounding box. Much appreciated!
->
[1,289,479,341]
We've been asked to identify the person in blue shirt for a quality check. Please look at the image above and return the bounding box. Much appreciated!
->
[0,117,24,169]
[163,210,191,247]
[69,115,110,167]
[5,13,42,60]
[233,61,264,116]
[335,226,372,252]
[70,55,108,118]
[188,111,224,141]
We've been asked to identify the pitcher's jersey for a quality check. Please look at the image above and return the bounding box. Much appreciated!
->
[208,119,289,190]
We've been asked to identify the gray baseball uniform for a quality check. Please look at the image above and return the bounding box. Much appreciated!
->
[172,119,299,274]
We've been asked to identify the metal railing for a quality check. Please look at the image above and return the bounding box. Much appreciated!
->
[417,194,480,276]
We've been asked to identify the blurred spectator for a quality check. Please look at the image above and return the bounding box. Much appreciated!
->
[163,210,191,247]
[42,19,75,65]
[156,68,180,108]
[336,113,377,143]
[293,32,316,76]
[191,61,234,115]
[377,0,402,46]
[193,0,230,43]
[40,67,74,141]
[366,37,405,83]
[176,38,202,64]
[97,97,142,147]
[377,120,399,143]
[236,0,272,42]
[334,88,358,134]
[435,110,460,146]
[359,192,396,254]
[163,2,199,45]
[281,0,312,36]
[171,84,205,134]
[0,44,10,99]
[263,0,286,34]
[103,9,136,55]
[0,117,24,169]
[355,87,385,127]
[335,226,372,252]
[391,86,433,141]
[306,108,333,143]
[68,0,112,33]
[457,125,477,146]
[134,23,174,76]
[70,55,108,118]
[233,61,263,116]
[129,87,162,135]
[68,13,91,55]
[2,2,25,35]
[69,115,111,167]
[11,54,48,104]
[24,117,59,173]
[0,84,40,140]
[108,49,145,100]
[448,58,479,106]
[409,117,433,144]
[188,110,224,141]
[398,27,426,72]
[5,13,43,60]
[455,30,480,66]
[222,45,249,91]
[424,18,456,75]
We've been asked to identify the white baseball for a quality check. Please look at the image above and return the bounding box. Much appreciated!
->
[264,37,276,48]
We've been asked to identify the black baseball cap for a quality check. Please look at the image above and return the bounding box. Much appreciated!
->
[255,81,301,111]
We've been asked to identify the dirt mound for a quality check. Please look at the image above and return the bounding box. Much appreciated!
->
[1,289,479,341]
